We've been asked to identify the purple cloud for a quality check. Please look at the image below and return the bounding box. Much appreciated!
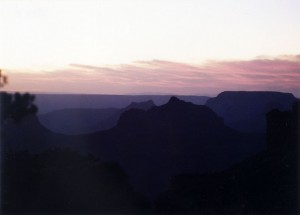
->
[5,55,300,97]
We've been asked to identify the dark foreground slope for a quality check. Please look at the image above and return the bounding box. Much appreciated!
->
[2,149,151,214]
[157,143,299,214]
[206,91,297,132]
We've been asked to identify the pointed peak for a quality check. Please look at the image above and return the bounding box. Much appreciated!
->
[167,96,186,105]
[169,96,181,102]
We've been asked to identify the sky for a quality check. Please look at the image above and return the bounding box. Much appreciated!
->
[0,0,300,96]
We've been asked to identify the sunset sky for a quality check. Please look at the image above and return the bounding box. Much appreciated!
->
[0,0,300,96]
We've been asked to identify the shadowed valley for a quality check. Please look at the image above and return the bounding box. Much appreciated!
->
[1,91,299,214]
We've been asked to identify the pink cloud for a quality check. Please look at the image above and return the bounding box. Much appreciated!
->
[4,55,300,97]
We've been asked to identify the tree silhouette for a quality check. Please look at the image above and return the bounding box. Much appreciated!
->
[0,92,38,124]
[0,69,8,87]
[0,70,37,123]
